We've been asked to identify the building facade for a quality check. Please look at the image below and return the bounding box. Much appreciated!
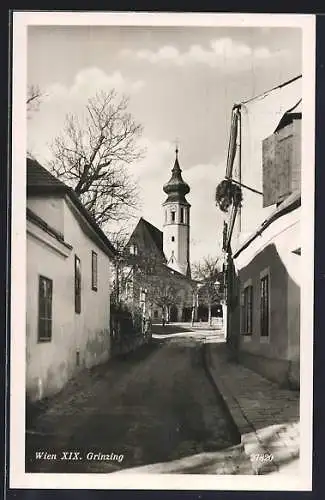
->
[226,103,301,389]
[26,158,116,402]
[231,194,300,388]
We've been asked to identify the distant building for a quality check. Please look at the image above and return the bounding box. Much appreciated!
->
[122,150,197,323]
[26,158,116,402]
[226,102,301,389]
[162,147,191,278]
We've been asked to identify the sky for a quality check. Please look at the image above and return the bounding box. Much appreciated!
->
[27,24,302,263]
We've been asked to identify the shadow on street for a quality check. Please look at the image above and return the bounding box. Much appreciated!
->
[25,335,240,474]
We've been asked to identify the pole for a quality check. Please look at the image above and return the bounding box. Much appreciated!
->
[238,106,242,233]
[191,288,195,327]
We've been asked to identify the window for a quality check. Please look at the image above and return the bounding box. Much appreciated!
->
[260,273,270,337]
[171,211,176,223]
[180,207,184,223]
[75,255,81,314]
[91,251,98,291]
[154,310,158,319]
[129,244,138,255]
[171,236,175,242]
[38,276,53,342]
[242,285,253,335]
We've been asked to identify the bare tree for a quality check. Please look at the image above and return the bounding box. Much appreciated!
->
[48,90,145,228]
[117,248,184,325]
[136,257,184,324]
[108,227,132,305]
[147,279,181,324]
[192,256,223,326]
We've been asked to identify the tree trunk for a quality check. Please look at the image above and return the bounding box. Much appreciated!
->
[208,304,212,326]
[115,264,119,304]
[162,306,166,327]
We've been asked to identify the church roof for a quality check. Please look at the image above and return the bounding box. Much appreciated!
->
[163,148,190,205]
[126,217,195,283]
[127,217,166,262]
[141,218,164,254]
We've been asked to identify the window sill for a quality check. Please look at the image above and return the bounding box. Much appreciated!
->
[260,336,270,343]
[242,335,252,342]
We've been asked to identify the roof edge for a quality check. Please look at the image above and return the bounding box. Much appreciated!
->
[27,208,73,250]
[233,192,301,259]
[64,190,117,258]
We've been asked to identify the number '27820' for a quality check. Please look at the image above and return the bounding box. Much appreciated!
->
[251,453,274,462]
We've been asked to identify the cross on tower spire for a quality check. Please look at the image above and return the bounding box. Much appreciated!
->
[174,138,179,158]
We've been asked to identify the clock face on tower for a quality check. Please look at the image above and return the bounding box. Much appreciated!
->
[169,204,177,212]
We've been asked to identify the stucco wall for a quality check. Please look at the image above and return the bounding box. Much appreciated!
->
[163,203,190,276]
[26,197,112,402]
[231,207,300,387]
[28,196,64,234]
[238,244,289,361]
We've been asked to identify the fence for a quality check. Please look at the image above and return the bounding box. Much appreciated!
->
[110,306,152,356]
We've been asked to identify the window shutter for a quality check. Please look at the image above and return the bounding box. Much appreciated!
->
[276,130,293,203]
[262,134,277,207]
[262,118,301,207]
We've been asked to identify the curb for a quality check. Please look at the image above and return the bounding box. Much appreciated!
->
[202,342,278,475]
[201,343,242,447]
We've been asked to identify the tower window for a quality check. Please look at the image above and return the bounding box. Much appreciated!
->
[171,236,175,242]
[180,207,184,223]
[171,211,176,223]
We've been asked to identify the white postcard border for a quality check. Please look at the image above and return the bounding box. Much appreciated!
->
[10,11,315,491]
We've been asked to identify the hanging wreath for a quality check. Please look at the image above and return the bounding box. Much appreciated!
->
[215,179,243,212]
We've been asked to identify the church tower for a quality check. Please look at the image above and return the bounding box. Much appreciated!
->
[163,147,191,277]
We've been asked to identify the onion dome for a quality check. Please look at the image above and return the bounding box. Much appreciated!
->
[163,148,190,204]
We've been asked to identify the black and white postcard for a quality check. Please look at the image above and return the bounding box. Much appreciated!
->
[10,11,315,491]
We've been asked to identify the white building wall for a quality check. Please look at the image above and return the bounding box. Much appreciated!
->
[163,203,190,276]
[26,197,112,402]
[233,207,300,386]
[235,208,300,286]
[28,196,64,234]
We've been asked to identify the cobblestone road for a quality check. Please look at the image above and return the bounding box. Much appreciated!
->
[26,336,247,474]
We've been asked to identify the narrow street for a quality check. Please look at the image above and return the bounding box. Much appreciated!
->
[26,333,245,474]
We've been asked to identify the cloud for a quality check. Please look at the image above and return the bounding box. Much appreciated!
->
[28,67,146,164]
[185,161,226,261]
[125,138,225,262]
[45,67,145,103]
[120,38,288,72]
